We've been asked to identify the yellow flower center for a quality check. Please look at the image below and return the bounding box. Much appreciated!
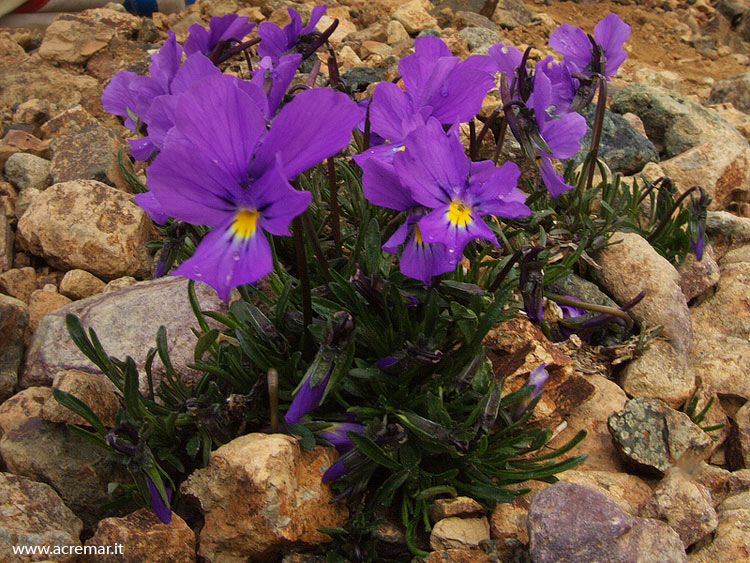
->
[447,200,472,227]
[232,208,260,239]
[413,224,423,245]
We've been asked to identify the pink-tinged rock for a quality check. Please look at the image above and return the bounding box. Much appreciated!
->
[528,482,687,563]
[21,276,228,391]
[181,433,347,562]
[17,180,154,280]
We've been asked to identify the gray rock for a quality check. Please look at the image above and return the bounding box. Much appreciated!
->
[677,249,720,301]
[491,0,533,29]
[342,67,386,93]
[0,472,83,563]
[708,73,750,115]
[455,10,499,30]
[459,26,501,52]
[593,232,692,356]
[0,294,28,403]
[528,481,687,563]
[608,398,713,475]
[611,83,748,158]
[0,417,127,529]
[706,210,750,248]
[572,106,659,176]
[3,152,51,191]
[21,276,228,391]
[16,180,154,280]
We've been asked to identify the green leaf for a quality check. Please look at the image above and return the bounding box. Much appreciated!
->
[52,388,108,436]
[289,423,316,450]
[348,432,402,471]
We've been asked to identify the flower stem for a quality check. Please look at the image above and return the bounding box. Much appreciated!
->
[545,291,633,329]
[292,216,313,348]
[301,211,334,284]
[267,368,279,433]
[327,157,341,252]
[646,185,705,243]
[584,77,608,190]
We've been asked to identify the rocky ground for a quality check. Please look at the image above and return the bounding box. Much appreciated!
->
[2,0,750,561]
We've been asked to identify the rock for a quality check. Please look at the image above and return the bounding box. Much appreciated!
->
[0,266,36,304]
[343,23,388,44]
[688,508,750,562]
[706,211,750,251]
[608,398,713,475]
[393,0,438,34]
[0,387,51,438]
[0,181,16,220]
[484,316,595,428]
[0,472,83,563]
[42,369,119,427]
[342,66,387,93]
[640,467,717,548]
[459,26,501,52]
[361,40,393,59]
[573,106,660,176]
[430,517,491,550]
[708,73,750,115]
[658,136,750,215]
[425,549,493,563]
[0,417,127,528]
[556,470,653,515]
[528,482,687,563]
[315,12,357,45]
[28,285,72,334]
[47,106,128,190]
[181,433,347,562]
[619,339,695,409]
[727,399,750,469]
[12,99,53,138]
[3,153,51,192]
[0,294,27,403]
[38,14,115,64]
[82,508,196,563]
[431,497,484,521]
[0,215,12,273]
[14,187,41,221]
[491,0,533,29]
[21,276,228,391]
[692,462,732,507]
[678,250,720,301]
[547,374,628,472]
[103,276,138,292]
[710,102,750,141]
[59,269,106,300]
[16,180,154,280]
[611,83,747,159]
[455,11,499,30]
[593,232,692,356]
[0,130,50,170]
[386,19,410,44]
[337,45,363,69]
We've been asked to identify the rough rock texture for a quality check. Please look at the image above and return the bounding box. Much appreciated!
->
[429,517,490,551]
[528,482,687,563]
[608,398,714,475]
[618,339,695,409]
[431,497,484,522]
[181,433,347,562]
[640,467,718,548]
[424,549,492,563]
[728,399,750,469]
[0,472,83,563]
[611,83,748,158]
[677,250,720,301]
[556,470,653,516]
[489,480,548,557]
[82,508,196,563]
[42,369,119,427]
[0,417,127,528]
[59,269,106,300]
[0,266,36,303]
[0,387,52,438]
[594,232,692,356]
[0,294,27,402]
[28,285,72,334]
[690,259,750,399]
[21,276,228,390]
[3,152,52,192]
[16,180,154,280]
[708,73,750,114]
[573,106,660,176]
[392,0,438,34]
[689,506,750,562]
[0,215,13,272]
[547,374,628,472]
[38,14,116,64]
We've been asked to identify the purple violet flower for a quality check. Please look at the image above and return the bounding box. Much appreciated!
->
[250,53,302,116]
[322,458,349,482]
[394,119,530,256]
[514,363,550,419]
[318,422,365,453]
[257,5,328,62]
[549,13,631,79]
[145,75,360,300]
[558,296,587,337]
[146,476,172,524]
[184,14,256,57]
[285,370,332,426]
